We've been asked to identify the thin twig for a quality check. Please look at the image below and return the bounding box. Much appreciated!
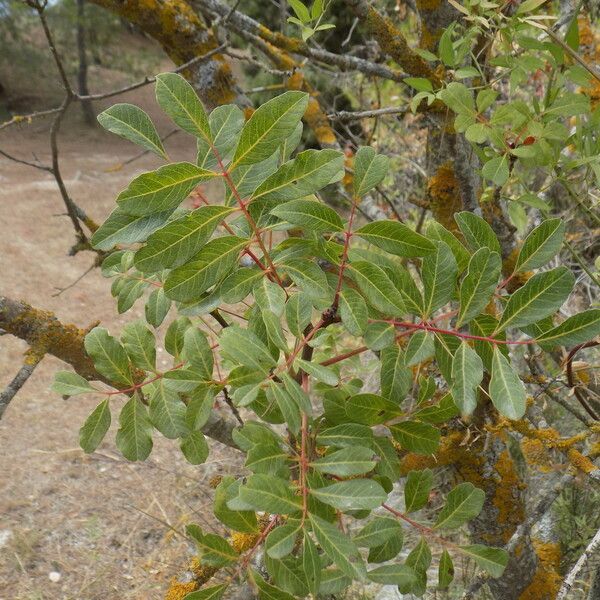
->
[0,354,43,420]
[328,106,408,121]
[556,525,600,600]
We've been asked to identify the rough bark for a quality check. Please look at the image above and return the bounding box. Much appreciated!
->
[89,0,250,110]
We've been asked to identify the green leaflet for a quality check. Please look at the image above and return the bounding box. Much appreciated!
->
[219,268,263,303]
[220,325,277,374]
[434,482,485,529]
[214,477,258,533]
[116,396,153,461]
[249,569,296,600]
[164,236,247,302]
[455,211,501,255]
[404,331,435,366]
[237,474,302,514]
[311,446,376,477]
[457,247,502,327]
[459,545,508,578]
[367,565,417,587]
[149,381,188,439]
[426,221,470,273]
[390,421,440,454]
[345,393,400,425]
[363,322,395,350]
[481,154,509,185]
[310,479,387,511]
[134,205,235,273]
[182,327,213,380]
[347,261,406,316]
[515,218,565,273]
[404,468,434,513]
[187,525,238,566]
[281,259,330,301]
[251,148,344,202]
[295,359,339,385]
[79,399,111,453]
[497,267,574,332]
[97,103,167,159]
[438,550,454,589]
[285,293,313,338]
[180,430,209,464]
[52,371,96,396]
[316,423,374,448]
[155,72,211,142]
[536,309,600,347]
[91,207,174,251]
[451,341,483,416]
[302,534,321,596]
[266,522,301,559]
[354,517,402,548]
[421,241,458,317]
[255,277,287,316]
[121,320,156,372]
[309,514,367,581]
[84,327,132,386]
[116,162,216,216]
[355,220,435,257]
[232,91,309,167]
[197,104,245,169]
[271,199,344,232]
[489,346,526,419]
[380,346,411,401]
[339,288,368,336]
[353,146,389,197]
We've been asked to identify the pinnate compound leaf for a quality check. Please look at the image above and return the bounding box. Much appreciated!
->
[97,103,166,158]
[353,146,389,197]
[271,199,344,232]
[309,514,367,581]
[497,267,574,332]
[79,399,111,453]
[451,341,483,416]
[457,247,502,327]
[310,479,387,511]
[459,545,508,578]
[134,205,235,272]
[232,91,309,167]
[164,236,247,302]
[116,162,216,216]
[435,482,485,529]
[85,327,132,386]
[116,396,153,461]
[536,309,600,347]
[155,72,211,141]
[355,220,435,257]
[404,468,434,513]
[52,371,96,396]
[489,346,526,419]
[515,218,565,273]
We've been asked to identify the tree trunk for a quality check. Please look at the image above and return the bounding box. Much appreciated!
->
[77,0,96,125]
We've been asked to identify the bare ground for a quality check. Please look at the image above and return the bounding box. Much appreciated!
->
[0,82,237,600]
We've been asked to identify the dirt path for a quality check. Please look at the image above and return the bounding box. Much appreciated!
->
[0,85,236,600]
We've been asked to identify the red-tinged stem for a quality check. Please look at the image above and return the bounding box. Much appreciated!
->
[105,362,185,396]
[377,319,533,345]
[320,344,368,366]
[239,516,278,572]
[196,190,268,272]
[332,195,359,310]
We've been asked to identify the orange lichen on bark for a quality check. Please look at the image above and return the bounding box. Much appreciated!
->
[518,540,562,600]
[521,438,553,472]
[364,6,439,82]
[427,162,462,233]
[492,449,526,542]
[165,580,198,600]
